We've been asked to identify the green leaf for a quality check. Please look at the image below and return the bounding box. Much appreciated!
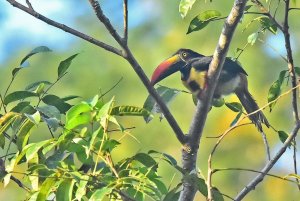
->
[134,153,158,169]
[196,177,208,196]
[187,10,222,34]
[96,97,114,120]
[268,70,287,112]
[66,103,91,124]
[102,139,120,152]
[111,105,152,118]
[179,0,196,18]
[36,176,57,201]
[0,134,5,149]
[212,187,224,201]
[258,16,277,34]
[42,94,71,113]
[20,46,52,66]
[230,111,243,126]
[248,32,258,45]
[57,53,79,78]
[75,175,89,200]
[25,111,41,125]
[225,102,243,112]
[294,67,300,76]
[10,101,30,113]
[163,183,182,201]
[4,91,37,105]
[66,113,91,130]
[37,105,61,120]
[244,5,252,11]
[90,187,112,201]
[0,112,19,136]
[277,130,292,147]
[4,152,18,187]
[16,119,35,150]
[26,140,53,162]
[61,95,80,102]
[25,81,52,91]
[56,179,75,201]
[143,86,180,123]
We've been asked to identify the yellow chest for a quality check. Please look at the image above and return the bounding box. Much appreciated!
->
[182,68,207,94]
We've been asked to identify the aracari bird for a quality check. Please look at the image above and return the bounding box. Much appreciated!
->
[150,49,270,132]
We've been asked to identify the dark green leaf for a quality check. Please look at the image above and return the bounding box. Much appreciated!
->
[37,105,61,120]
[248,32,258,45]
[179,0,196,18]
[230,111,243,126]
[225,102,243,112]
[134,153,158,169]
[111,105,152,118]
[61,95,80,102]
[192,94,198,105]
[56,179,75,201]
[89,187,112,201]
[163,183,182,201]
[294,67,300,76]
[102,139,120,152]
[268,70,287,112]
[143,86,180,123]
[0,134,5,149]
[10,101,30,113]
[258,16,277,34]
[187,10,222,34]
[278,130,292,147]
[42,94,71,113]
[4,91,37,105]
[196,177,208,196]
[244,5,252,11]
[25,81,52,91]
[20,46,52,66]
[57,53,79,78]
[152,178,168,194]
[212,187,224,201]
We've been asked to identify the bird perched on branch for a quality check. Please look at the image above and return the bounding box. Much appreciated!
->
[150,48,270,132]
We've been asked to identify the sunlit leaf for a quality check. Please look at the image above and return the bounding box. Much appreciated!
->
[179,0,196,18]
[143,86,181,123]
[26,139,53,162]
[20,46,52,66]
[57,53,79,78]
[284,173,300,180]
[90,187,112,201]
[36,176,57,201]
[187,10,222,34]
[4,91,37,105]
[258,16,277,34]
[66,103,91,124]
[56,179,75,201]
[16,119,35,150]
[4,152,18,187]
[247,32,258,45]
[0,112,19,136]
[75,175,89,200]
[111,105,152,118]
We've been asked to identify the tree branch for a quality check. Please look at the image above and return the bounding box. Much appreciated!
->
[87,0,186,144]
[179,1,248,200]
[6,0,123,56]
[234,122,300,200]
[123,0,128,43]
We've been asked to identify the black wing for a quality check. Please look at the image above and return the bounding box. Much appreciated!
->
[192,56,248,76]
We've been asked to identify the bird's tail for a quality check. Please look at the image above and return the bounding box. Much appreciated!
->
[235,88,270,132]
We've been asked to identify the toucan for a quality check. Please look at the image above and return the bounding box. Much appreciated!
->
[150,49,270,132]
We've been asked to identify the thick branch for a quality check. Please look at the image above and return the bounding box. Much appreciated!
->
[6,0,123,56]
[179,1,248,201]
[235,122,300,200]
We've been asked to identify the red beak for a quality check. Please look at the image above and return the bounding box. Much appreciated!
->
[150,55,182,85]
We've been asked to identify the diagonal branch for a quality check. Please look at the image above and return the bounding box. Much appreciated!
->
[179,1,248,200]
[6,0,123,56]
[234,122,300,200]
[87,0,186,144]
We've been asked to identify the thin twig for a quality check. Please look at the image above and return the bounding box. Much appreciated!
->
[6,0,123,56]
[123,0,128,43]
[213,167,299,184]
[11,176,31,192]
[25,0,33,10]
[258,38,288,62]
[98,77,123,100]
[234,122,300,200]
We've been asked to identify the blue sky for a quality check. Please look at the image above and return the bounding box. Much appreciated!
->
[0,0,160,64]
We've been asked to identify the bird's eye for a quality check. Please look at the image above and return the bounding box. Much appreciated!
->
[182,52,187,58]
